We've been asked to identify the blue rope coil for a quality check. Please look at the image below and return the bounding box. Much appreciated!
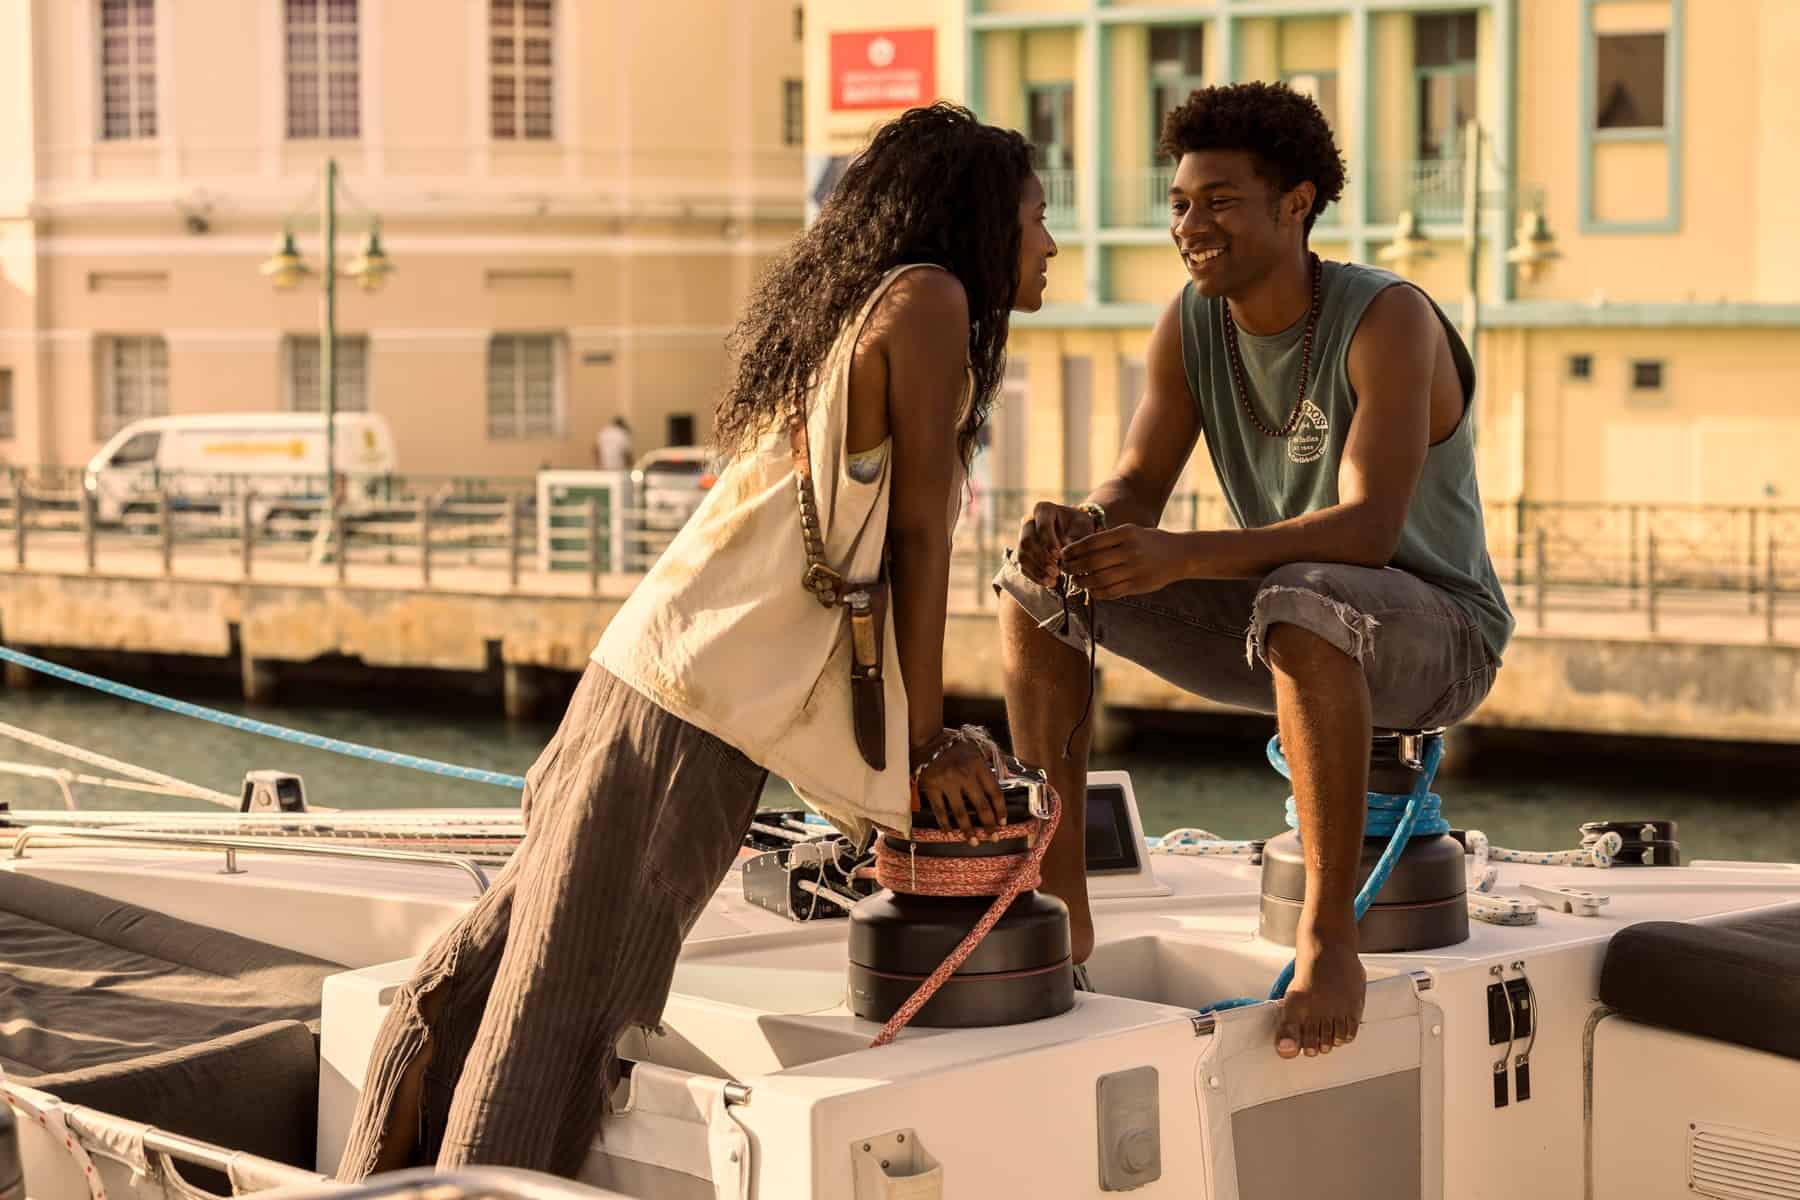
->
[0,645,528,791]
[1267,736,1452,840]
[1202,732,1448,1013]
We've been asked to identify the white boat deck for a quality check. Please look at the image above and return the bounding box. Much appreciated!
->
[6,810,1800,1199]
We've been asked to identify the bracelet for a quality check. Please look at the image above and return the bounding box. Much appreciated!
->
[908,723,1004,780]
[908,729,962,777]
[1077,502,1107,530]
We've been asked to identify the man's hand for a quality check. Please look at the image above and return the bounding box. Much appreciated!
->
[1059,524,1191,600]
[1015,501,1098,588]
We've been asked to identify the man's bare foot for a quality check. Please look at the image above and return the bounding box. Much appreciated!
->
[1275,909,1366,1059]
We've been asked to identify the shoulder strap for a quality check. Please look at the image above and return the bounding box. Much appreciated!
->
[791,264,931,608]
[791,413,847,608]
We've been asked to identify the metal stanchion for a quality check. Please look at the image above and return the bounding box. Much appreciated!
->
[241,493,255,579]
[417,499,431,587]
[159,489,174,575]
[1534,527,1547,630]
[82,488,97,571]
[1769,536,1779,644]
[507,495,521,590]
[12,477,25,568]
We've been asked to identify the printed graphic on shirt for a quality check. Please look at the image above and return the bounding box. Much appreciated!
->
[1287,399,1330,465]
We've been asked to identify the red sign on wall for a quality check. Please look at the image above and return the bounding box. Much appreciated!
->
[829,29,937,111]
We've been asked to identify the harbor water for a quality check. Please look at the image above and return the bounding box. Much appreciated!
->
[0,680,1795,864]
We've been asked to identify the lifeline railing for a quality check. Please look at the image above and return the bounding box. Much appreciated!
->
[9,826,491,896]
[241,1166,643,1200]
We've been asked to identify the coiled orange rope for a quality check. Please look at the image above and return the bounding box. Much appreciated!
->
[867,785,1062,1048]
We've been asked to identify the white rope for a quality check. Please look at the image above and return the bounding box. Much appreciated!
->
[1152,828,1261,858]
[1487,830,1623,869]
[0,721,238,809]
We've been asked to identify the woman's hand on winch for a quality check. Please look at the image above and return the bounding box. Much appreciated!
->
[911,731,1008,837]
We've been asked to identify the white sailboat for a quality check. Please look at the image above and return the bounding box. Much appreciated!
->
[1,732,1795,1200]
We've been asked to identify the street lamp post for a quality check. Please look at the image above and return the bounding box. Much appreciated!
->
[1380,118,1560,370]
[322,158,338,517]
[260,158,393,531]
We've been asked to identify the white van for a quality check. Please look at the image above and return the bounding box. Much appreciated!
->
[83,413,398,524]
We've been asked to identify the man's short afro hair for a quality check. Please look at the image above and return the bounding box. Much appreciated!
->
[1158,81,1347,234]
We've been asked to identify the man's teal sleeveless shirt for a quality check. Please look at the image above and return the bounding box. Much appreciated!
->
[1178,259,1513,658]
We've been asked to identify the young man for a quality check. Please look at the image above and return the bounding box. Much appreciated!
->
[995,82,1511,1060]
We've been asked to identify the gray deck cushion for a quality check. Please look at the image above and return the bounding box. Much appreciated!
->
[0,870,342,1167]
[1599,906,1800,1062]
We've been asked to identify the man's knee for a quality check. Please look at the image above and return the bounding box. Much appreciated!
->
[1248,563,1378,670]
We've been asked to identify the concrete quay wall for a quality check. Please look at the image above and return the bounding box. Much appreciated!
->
[3,570,1798,745]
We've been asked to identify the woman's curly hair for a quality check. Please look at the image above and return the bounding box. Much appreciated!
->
[1159,81,1347,235]
[714,103,1035,468]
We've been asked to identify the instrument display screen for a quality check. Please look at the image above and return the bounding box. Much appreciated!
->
[1084,782,1140,874]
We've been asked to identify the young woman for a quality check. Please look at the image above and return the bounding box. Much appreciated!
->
[337,102,1058,1179]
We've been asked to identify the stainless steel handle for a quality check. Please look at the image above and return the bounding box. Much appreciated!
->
[9,826,489,895]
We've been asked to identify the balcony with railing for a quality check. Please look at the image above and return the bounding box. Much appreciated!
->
[1116,165,1175,229]
[1040,167,1078,230]
[1388,158,1466,223]
[1106,164,1347,232]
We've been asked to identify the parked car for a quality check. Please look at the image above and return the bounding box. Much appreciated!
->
[628,446,717,567]
[82,413,398,525]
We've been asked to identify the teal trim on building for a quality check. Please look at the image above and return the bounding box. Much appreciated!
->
[969,11,1081,32]
[1084,10,1106,303]
[1350,5,1372,264]
[1495,0,1516,302]
[1014,303,1163,329]
[1216,8,1235,83]
[1097,229,1173,247]
[1092,0,1495,16]
[1019,300,1800,332]
[1577,0,1684,235]
[966,17,982,132]
[1482,302,1800,330]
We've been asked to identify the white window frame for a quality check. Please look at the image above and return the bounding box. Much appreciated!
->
[490,0,555,141]
[487,333,564,440]
[285,0,360,140]
[95,335,169,440]
[98,0,157,141]
[285,335,370,413]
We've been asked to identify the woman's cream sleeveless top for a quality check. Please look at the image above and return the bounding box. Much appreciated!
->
[592,264,970,841]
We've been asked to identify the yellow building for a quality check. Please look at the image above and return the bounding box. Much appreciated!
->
[0,0,806,476]
[805,0,1800,509]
